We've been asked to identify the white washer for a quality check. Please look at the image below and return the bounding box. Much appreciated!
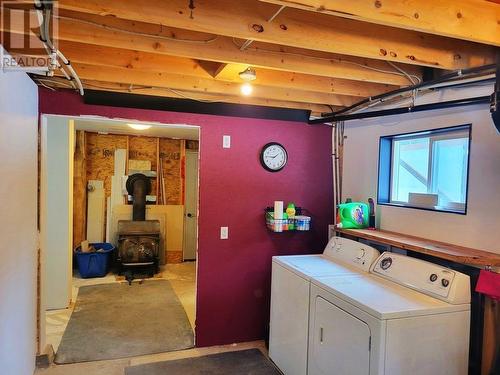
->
[309,252,471,375]
[269,237,380,375]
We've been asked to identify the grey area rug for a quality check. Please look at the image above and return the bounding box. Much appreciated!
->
[55,280,194,364]
[125,349,281,375]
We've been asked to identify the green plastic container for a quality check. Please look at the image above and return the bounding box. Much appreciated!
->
[337,202,369,229]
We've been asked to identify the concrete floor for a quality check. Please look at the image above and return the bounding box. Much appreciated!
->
[36,341,267,375]
[45,262,196,353]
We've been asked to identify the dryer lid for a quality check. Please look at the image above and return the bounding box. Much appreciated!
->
[312,274,469,320]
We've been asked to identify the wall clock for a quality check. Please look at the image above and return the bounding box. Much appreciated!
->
[260,142,288,172]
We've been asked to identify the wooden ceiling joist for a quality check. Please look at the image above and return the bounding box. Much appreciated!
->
[4,1,496,113]
[259,0,500,47]
[46,12,421,86]
[54,41,396,97]
[57,0,496,69]
[70,79,334,115]
[3,9,422,86]
[64,62,360,106]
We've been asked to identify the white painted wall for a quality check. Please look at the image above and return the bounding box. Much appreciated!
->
[0,59,39,372]
[342,85,500,254]
[40,116,74,310]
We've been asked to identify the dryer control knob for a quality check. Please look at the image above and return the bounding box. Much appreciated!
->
[441,278,450,287]
[380,257,392,270]
[429,274,438,282]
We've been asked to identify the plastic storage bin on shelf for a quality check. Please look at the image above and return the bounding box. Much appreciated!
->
[265,208,311,232]
[74,243,115,278]
[295,215,311,231]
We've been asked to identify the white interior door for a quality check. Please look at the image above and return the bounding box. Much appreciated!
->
[183,150,198,260]
[309,296,371,375]
[41,116,74,310]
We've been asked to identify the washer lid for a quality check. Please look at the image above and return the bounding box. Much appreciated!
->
[312,274,470,320]
[273,255,360,279]
[272,237,380,278]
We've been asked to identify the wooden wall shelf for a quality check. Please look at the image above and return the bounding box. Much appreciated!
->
[335,228,500,267]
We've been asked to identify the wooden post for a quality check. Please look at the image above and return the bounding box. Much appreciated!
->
[72,130,87,247]
[482,297,499,375]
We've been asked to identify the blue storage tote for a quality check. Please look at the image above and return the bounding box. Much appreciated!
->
[75,242,115,278]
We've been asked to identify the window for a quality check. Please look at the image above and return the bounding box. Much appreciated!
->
[378,125,471,214]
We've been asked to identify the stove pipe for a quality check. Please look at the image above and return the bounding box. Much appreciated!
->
[126,173,151,221]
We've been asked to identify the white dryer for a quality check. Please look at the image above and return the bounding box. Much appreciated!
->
[309,252,471,375]
[269,237,380,375]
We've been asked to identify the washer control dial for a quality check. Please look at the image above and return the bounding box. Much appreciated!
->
[441,278,450,288]
[356,248,366,260]
[429,274,438,282]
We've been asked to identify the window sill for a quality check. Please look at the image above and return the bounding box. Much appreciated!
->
[377,201,467,215]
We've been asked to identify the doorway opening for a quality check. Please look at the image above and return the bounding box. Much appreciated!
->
[39,115,200,363]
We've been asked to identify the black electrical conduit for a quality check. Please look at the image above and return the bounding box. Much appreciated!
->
[309,63,496,124]
[318,96,490,122]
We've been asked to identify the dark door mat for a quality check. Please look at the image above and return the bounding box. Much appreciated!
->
[125,349,281,375]
[55,280,194,364]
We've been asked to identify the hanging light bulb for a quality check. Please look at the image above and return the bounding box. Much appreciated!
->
[238,67,256,96]
[240,82,253,96]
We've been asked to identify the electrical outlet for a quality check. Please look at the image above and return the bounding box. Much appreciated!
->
[223,135,231,148]
[220,226,229,239]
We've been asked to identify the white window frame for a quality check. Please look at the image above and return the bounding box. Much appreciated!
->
[389,127,470,213]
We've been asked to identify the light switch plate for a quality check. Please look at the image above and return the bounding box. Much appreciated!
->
[220,226,229,239]
[223,135,231,148]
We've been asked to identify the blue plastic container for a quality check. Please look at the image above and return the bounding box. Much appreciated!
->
[75,243,115,278]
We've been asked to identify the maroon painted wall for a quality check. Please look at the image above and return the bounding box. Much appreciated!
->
[39,89,333,346]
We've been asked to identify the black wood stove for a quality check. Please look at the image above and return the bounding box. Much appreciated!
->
[117,173,160,284]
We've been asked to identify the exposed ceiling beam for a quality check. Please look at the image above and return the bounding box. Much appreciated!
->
[216,63,395,97]
[39,78,335,115]
[2,9,422,86]
[63,62,360,106]
[55,12,421,86]
[54,41,396,97]
[57,0,496,69]
[259,0,500,47]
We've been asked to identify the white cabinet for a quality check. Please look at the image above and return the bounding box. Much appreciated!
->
[308,296,371,375]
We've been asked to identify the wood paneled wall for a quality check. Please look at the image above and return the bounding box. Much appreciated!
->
[159,138,183,205]
[85,132,128,198]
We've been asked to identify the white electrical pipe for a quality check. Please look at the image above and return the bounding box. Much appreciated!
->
[56,50,84,95]
[331,123,337,225]
[33,0,84,95]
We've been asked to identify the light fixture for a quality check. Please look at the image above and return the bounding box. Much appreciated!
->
[128,123,152,130]
[238,67,256,81]
[241,82,253,96]
[238,67,256,96]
